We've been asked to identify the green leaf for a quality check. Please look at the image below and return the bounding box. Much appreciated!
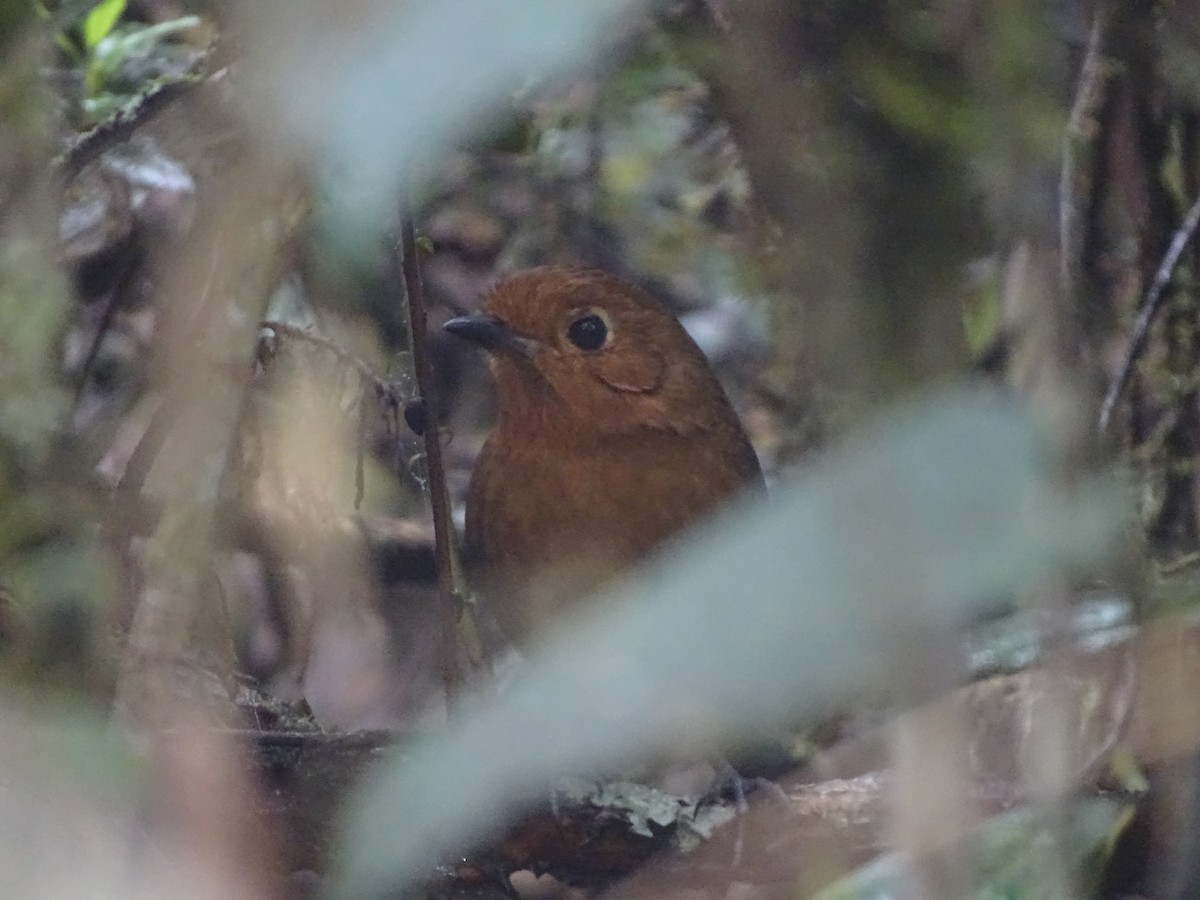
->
[82,0,125,51]
[82,14,200,102]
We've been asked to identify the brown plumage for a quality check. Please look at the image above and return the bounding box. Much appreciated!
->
[444,266,764,646]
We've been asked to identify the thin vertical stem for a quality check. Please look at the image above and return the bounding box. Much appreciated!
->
[1059,5,1109,306]
[397,206,463,704]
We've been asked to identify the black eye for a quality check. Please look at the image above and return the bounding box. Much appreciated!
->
[566,313,609,351]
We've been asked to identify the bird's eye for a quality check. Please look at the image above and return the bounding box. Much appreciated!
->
[566,313,609,351]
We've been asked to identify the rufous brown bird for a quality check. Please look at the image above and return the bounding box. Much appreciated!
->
[444,266,764,646]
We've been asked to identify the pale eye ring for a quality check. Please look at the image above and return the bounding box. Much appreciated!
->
[566,309,612,351]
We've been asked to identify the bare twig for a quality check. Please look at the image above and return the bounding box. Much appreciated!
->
[395,207,465,704]
[260,320,390,392]
[1099,191,1200,432]
[259,319,427,515]
[72,249,141,412]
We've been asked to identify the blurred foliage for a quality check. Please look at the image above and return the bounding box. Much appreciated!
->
[813,796,1134,900]
[79,15,202,123]
[330,388,1119,899]
[44,0,205,125]
[8,0,1200,896]
[0,20,117,701]
[0,1,38,54]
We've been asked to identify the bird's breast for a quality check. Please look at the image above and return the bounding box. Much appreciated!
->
[465,423,761,644]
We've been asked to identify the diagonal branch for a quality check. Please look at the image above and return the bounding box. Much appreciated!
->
[1099,190,1200,432]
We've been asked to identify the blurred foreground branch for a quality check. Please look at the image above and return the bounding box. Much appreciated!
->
[112,146,308,730]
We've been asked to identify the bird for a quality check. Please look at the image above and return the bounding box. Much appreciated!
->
[443,265,764,647]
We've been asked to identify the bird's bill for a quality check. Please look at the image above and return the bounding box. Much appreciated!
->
[443,314,539,359]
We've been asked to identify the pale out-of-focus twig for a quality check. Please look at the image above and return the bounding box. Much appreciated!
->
[112,146,308,732]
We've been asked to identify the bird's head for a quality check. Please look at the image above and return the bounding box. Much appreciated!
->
[444,266,726,436]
